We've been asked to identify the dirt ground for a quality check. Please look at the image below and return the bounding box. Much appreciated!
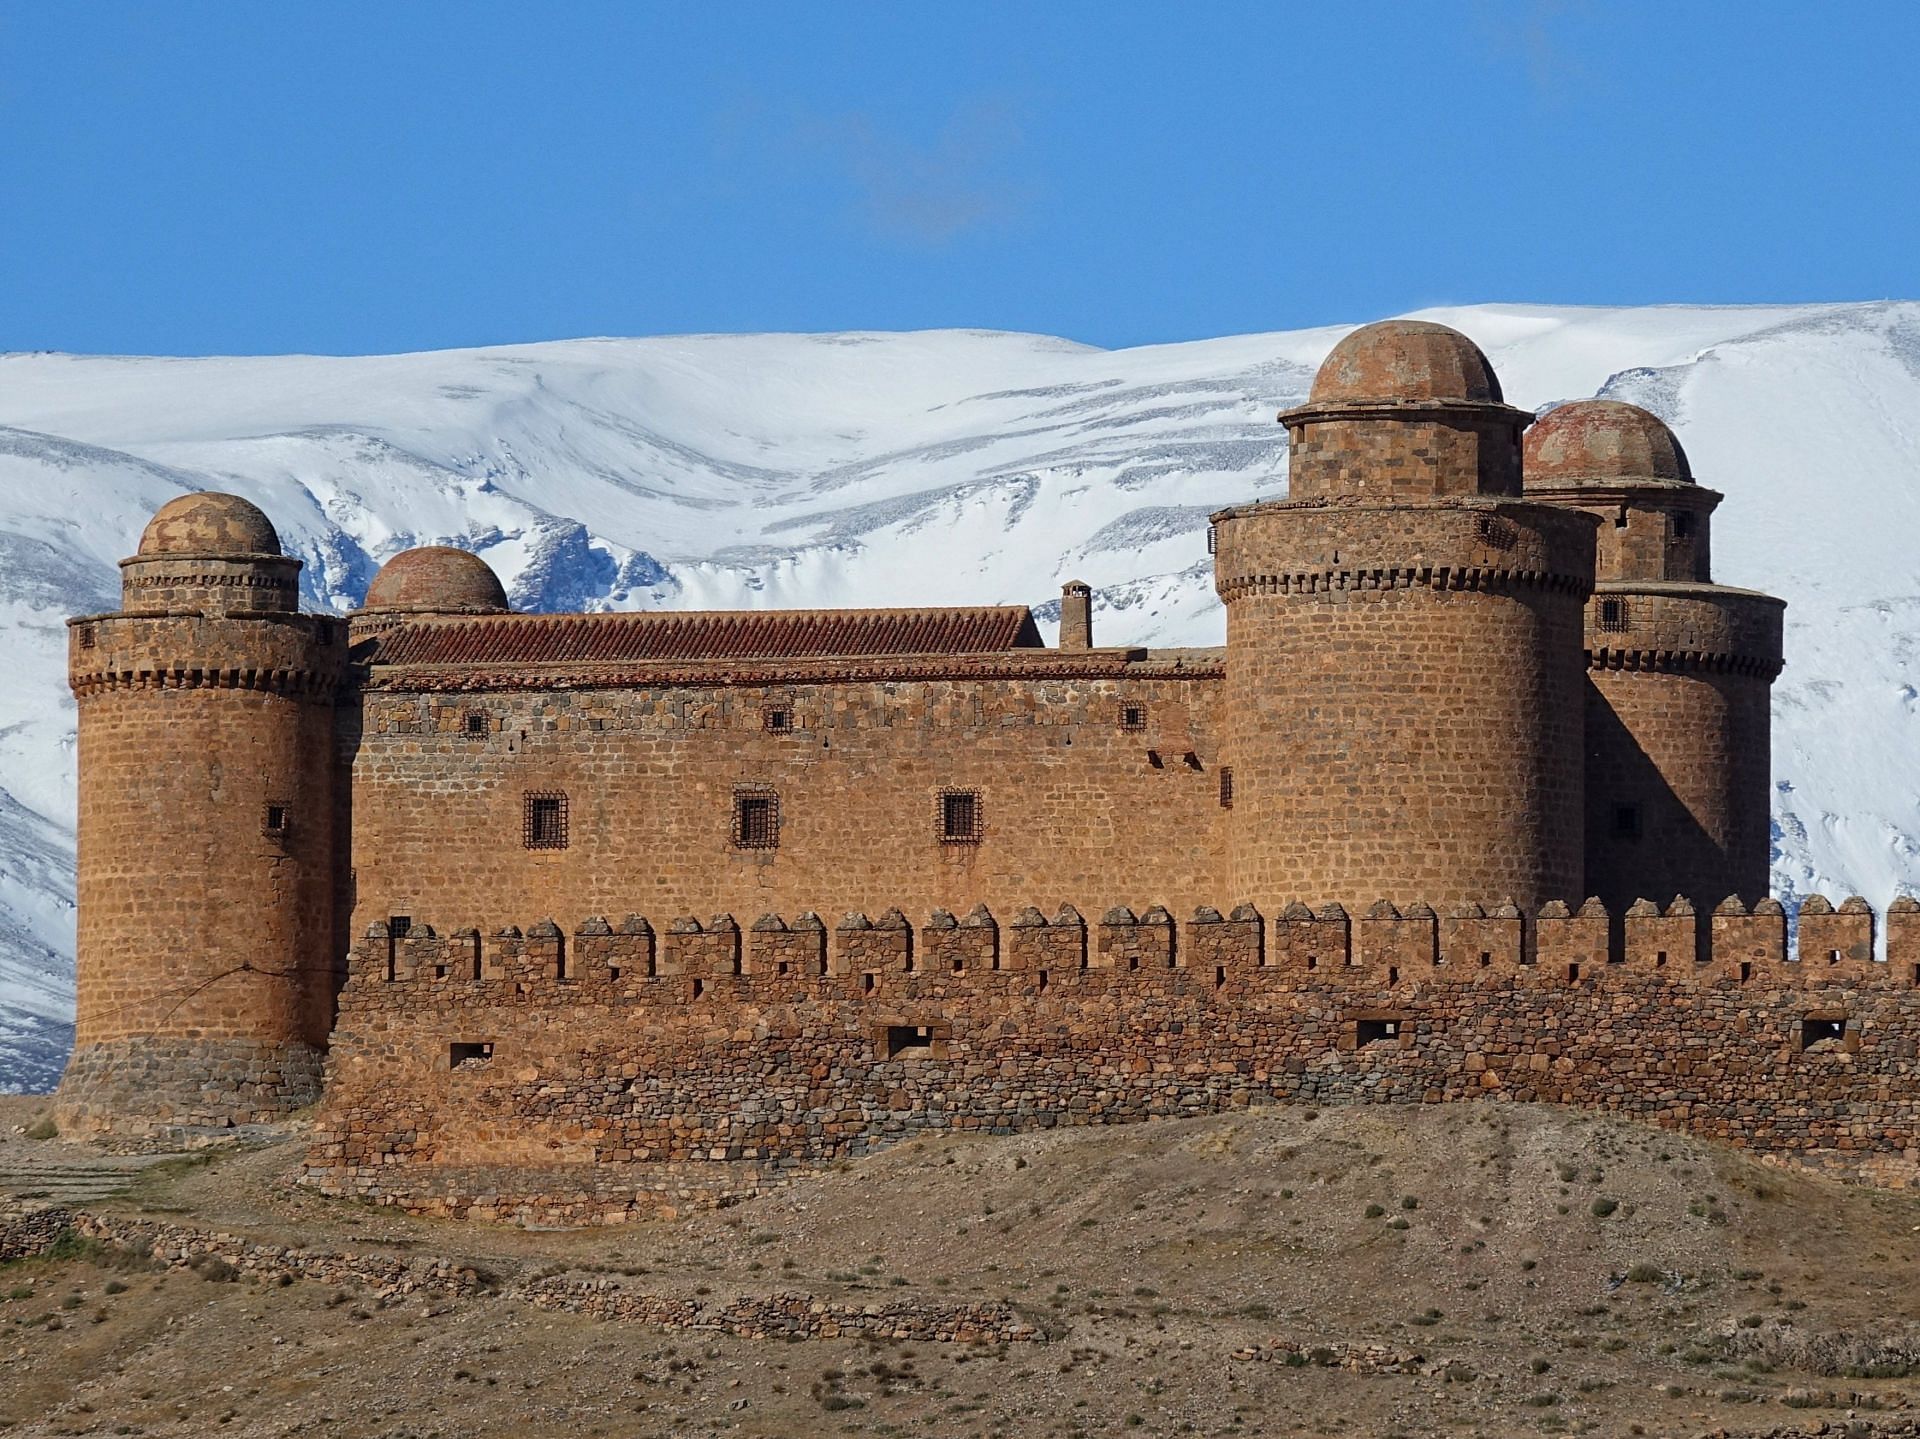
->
[2,1095,1918,1438]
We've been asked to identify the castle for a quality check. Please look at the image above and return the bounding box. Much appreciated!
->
[56,320,1920,1221]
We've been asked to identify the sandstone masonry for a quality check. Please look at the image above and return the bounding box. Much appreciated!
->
[56,320,1869,1220]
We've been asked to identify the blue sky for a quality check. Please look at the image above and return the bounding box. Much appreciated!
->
[1,2,1915,355]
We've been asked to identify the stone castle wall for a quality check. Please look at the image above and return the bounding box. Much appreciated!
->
[346,668,1228,941]
[305,894,1920,1225]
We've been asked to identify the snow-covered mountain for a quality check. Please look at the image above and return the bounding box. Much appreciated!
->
[2,302,1917,1090]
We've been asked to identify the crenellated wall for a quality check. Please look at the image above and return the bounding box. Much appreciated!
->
[306,893,1920,1225]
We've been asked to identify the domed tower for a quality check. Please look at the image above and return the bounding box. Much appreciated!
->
[1212,321,1598,912]
[1524,401,1784,908]
[357,545,510,621]
[56,493,346,1133]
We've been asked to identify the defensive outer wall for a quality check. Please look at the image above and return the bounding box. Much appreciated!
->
[305,894,1920,1224]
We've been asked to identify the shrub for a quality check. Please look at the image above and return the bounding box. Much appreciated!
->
[1625,1263,1664,1283]
[1364,1204,1385,1219]
[1590,1197,1619,1218]
[23,1117,56,1141]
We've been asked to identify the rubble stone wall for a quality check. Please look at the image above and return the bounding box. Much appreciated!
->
[306,894,1920,1225]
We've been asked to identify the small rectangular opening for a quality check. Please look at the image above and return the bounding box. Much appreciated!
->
[78,625,95,650]
[1740,961,1753,983]
[1479,951,1492,968]
[776,960,790,977]
[1120,704,1147,732]
[1612,803,1642,840]
[449,1041,492,1069]
[1567,963,1580,982]
[885,1025,933,1059]
[691,977,705,999]
[1912,963,1920,988]
[1613,510,1629,530]
[1036,969,1049,992]
[388,915,412,939]
[1598,597,1629,632]
[1655,950,1668,968]
[263,803,289,837]
[1214,965,1226,988]
[1673,511,1694,539]
[862,973,875,993]
[939,789,982,844]
[1827,948,1843,967]
[1219,766,1233,809]
[524,792,568,849]
[951,956,964,974]
[1305,954,1318,971]
[464,711,488,737]
[1356,1018,1400,1048]
[733,791,779,849]
[433,963,447,980]
[1801,1016,1846,1050]
[1387,965,1399,985]
[764,707,792,733]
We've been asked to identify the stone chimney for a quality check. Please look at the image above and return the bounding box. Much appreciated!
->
[1059,580,1093,649]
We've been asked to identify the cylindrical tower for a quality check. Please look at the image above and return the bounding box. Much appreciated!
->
[55,493,346,1133]
[1523,401,1784,909]
[1214,320,1596,913]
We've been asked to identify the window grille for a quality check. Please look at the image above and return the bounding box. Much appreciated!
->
[1121,704,1147,732]
[1219,766,1234,809]
[764,707,793,733]
[1597,597,1629,632]
[733,789,779,849]
[524,791,569,849]
[938,789,983,844]
[1474,515,1517,550]
[464,712,488,737]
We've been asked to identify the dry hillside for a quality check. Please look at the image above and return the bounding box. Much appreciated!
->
[2,1097,1919,1438]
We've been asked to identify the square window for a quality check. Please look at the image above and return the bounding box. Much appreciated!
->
[1801,1016,1846,1050]
[388,915,412,939]
[1612,804,1642,841]
[734,790,779,849]
[1120,704,1147,732]
[524,792,568,849]
[939,789,982,844]
[1597,597,1629,632]
[764,707,792,733]
[1356,1018,1400,1047]
[263,802,289,838]
[78,625,95,650]
[464,712,488,737]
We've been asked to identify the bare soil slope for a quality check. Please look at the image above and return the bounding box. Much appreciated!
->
[2,1096,1919,1438]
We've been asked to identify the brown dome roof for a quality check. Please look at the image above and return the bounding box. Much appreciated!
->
[1524,400,1693,487]
[361,546,509,614]
[1308,320,1504,405]
[137,492,282,557]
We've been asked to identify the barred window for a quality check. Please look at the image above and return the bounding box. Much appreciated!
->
[464,711,489,738]
[733,789,779,849]
[1120,704,1147,732]
[1475,514,1517,550]
[263,802,289,838]
[764,707,792,733]
[1597,597,1629,632]
[938,789,982,844]
[1219,766,1234,809]
[524,791,568,849]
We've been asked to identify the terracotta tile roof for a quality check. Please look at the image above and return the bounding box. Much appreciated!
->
[369,606,1047,668]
